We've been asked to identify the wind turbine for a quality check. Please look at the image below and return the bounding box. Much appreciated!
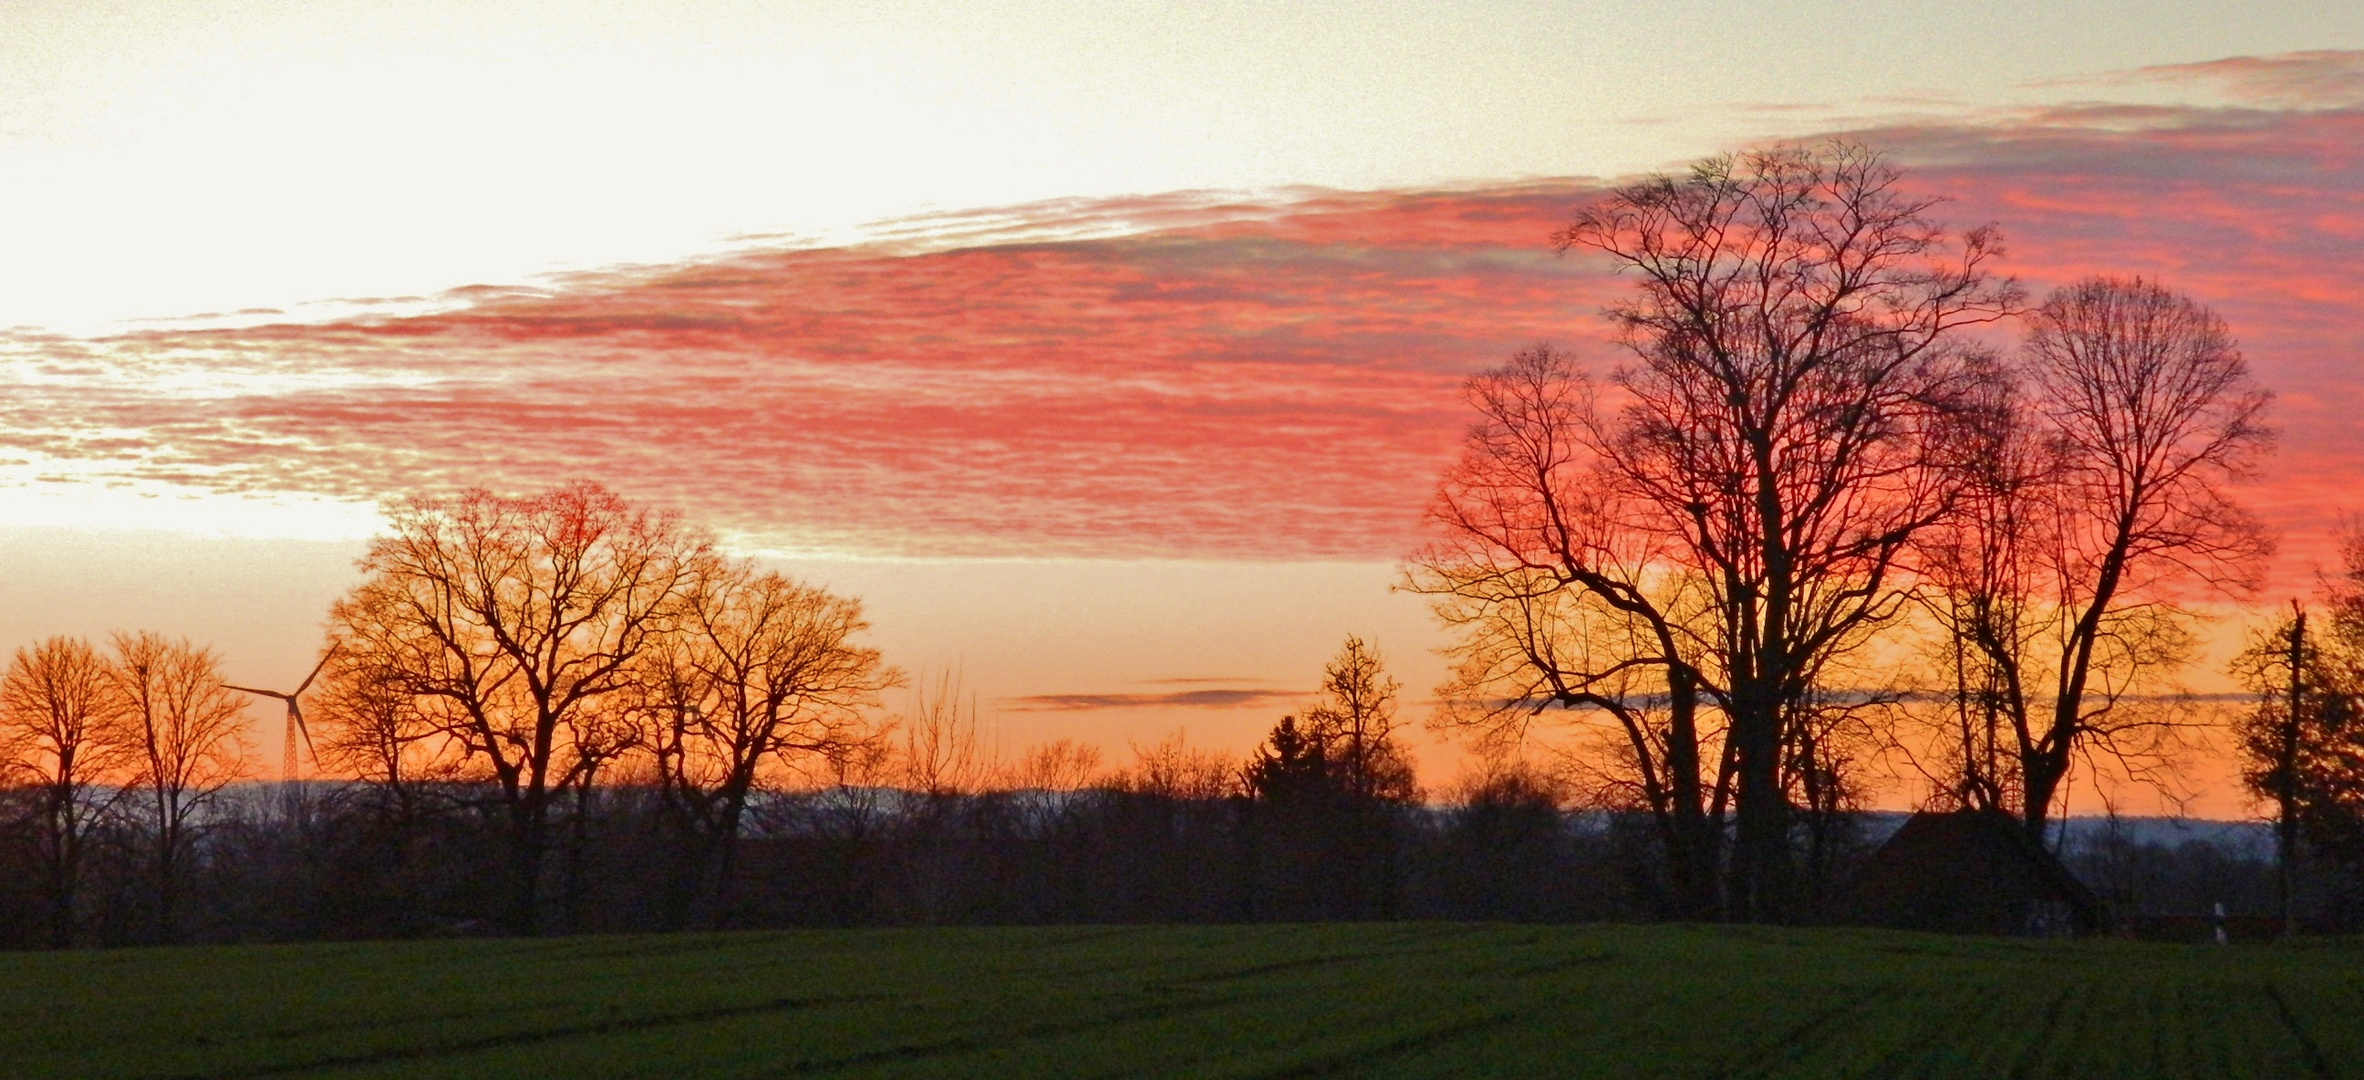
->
[226,645,338,788]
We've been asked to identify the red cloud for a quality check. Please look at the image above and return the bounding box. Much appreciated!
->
[4,62,2360,573]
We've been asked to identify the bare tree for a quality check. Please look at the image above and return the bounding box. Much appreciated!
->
[2007,277,2273,834]
[311,651,468,822]
[1009,739,1105,793]
[1912,363,2052,815]
[1115,732,1237,801]
[108,632,252,939]
[1003,738,1106,838]
[638,557,895,929]
[1421,142,2013,919]
[897,669,992,798]
[1409,345,1728,918]
[1302,636,1417,804]
[1306,636,1417,917]
[327,481,704,934]
[0,637,124,947]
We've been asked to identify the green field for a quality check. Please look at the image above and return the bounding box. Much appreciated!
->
[3,924,2358,1079]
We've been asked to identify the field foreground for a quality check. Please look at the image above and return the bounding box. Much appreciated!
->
[4,924,2360,1079]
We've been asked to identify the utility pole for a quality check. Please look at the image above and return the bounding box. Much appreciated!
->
[2278,602,2306,937]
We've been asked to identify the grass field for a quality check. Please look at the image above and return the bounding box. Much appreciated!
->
[3,923,2358,1079]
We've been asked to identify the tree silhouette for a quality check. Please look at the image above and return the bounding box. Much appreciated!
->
[1243,638,1416,919]
[0,637,124,947]
[1245,715,1329,803]
[636,557,895,930]
[1301,636,1416,805]
[327,482,704,934]
[2014,277,2273,834]
[108,632,251,940]
[1411,344,1727,918]
[1564,142,2016,919]
[1918,278,2272,837]
[1424,141,2014,919]
[1914,362,2050,816]
[2234,529,2364,914]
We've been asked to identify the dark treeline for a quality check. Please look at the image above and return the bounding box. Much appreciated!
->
[0,616,2345,946]
[72,774,1640,943]
[0,760,2334,948]
[0,630,1642,946]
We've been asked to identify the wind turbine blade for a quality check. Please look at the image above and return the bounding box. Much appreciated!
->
[223,685,289,700]
[294,644,340,695]
[292,706,320,762]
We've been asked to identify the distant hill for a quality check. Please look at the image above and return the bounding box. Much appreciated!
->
[1856,811,2272,858]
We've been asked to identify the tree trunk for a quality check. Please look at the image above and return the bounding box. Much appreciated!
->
[156,819,178,944]
[1727,672,1790,922]
[1661,670,1721,920]
[704,796,752,932]
[507,794,550,935]
[2020,748,2066,838]
[562,785,595,934]
[45,789,75,949]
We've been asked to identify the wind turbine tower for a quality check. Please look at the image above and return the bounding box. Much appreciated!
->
[226,646,338,790]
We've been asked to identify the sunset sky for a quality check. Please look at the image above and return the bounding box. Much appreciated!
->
[4,2,2361,815]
